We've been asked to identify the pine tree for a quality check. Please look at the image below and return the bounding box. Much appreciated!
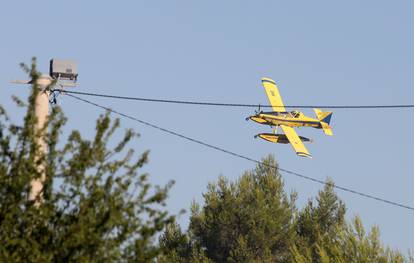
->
[293,179,346,261]
[291,181,410,263]
[159,222,211,263]
[0,58,176,262]
[187,156,296,262]
[160,157,411,263]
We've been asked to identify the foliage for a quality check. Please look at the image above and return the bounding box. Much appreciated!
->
[291,182,407,263]
[293,179,346,262]
[188,156,296,263]
[159,222,211,263]
[0,58,176,262]
[159,156,412,263]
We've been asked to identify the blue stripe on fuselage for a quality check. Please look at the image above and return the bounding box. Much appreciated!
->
[263,116,320,126]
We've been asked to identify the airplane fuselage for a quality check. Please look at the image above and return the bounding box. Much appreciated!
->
[249,111,323,129]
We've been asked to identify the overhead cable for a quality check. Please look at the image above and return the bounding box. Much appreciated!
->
[66,93,414,212]
[59,90,414,109]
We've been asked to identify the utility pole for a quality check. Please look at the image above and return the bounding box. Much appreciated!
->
[30,74,51,203]
[12,59,78,205]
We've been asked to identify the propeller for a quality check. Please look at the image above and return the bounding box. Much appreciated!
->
[254,104,262,115]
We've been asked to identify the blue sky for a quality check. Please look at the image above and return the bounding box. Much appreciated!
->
[1,1,413,252]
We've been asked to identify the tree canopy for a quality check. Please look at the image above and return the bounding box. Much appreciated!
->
[0,58,176,262]
[159,156,412,263]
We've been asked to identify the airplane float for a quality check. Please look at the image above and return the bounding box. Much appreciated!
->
[247,77,333,158]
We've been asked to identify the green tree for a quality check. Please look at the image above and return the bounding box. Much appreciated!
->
[159,222,211,263]
[0,58,176,262]
[293,179,346,262]
[292,216,408,263]
[185,156,297,263]
[160,156,411,263]
[291,181,411,263]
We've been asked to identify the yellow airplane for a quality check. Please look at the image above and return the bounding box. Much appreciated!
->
[247,77,333,158]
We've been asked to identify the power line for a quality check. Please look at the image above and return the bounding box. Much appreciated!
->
[66,93,414,212]
[59,89,414,109]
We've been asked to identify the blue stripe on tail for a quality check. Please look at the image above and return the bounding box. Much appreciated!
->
[321,112,332,125]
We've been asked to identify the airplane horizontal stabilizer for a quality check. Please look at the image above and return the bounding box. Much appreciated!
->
[321,122,333,136]
[314,108,333,136]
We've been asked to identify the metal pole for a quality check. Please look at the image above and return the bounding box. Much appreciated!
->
[29,74,51,204]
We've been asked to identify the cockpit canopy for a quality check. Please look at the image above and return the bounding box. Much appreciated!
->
[258,110,303,118]
[291,110,301,118]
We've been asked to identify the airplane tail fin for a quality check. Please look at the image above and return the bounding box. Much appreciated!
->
[314,108,333,136]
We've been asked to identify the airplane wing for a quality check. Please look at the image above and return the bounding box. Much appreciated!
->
[262,77,286,112]
[280,125,312,158]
